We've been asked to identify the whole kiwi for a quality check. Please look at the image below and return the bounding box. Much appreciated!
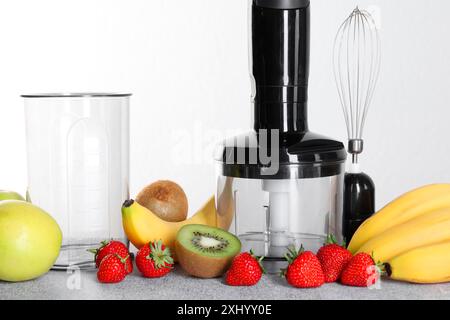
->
[136,180,188,222]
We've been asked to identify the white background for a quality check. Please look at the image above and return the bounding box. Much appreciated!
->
[0,0,449,214]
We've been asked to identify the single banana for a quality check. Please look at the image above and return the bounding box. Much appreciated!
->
[357,208,450,262]
[122,196,217,250]
[386,242,450,284]
[348,184,450,253]
[216,177,235,231]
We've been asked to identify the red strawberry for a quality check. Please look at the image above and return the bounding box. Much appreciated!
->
[226,250,265,286]
[89,240,133,274]
[340,252,380,287]
[317,235,353,283]
[97,254,129,283]
[136,240,174,278]
[282,246,325,289]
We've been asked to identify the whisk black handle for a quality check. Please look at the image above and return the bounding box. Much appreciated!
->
[343,172,376,243]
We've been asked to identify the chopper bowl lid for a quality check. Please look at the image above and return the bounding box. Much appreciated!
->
[215,131,347,180]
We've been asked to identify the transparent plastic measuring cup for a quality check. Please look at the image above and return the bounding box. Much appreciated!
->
[23,93,130,269]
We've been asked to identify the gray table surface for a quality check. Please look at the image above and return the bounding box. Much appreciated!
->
[1,267,450,300]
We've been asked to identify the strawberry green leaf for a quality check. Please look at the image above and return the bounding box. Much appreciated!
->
[148,240,174,270]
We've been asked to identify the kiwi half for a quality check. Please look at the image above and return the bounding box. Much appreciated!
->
[175,224,241,278]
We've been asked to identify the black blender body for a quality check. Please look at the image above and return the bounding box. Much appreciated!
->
[217,0,346,175]
[215,0,346,270]
[250,0,346,170]
[252,1,309,134]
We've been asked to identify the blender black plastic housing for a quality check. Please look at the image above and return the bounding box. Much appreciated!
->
[215,0,346,271]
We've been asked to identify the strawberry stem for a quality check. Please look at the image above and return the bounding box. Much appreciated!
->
[249,249,266,274]
[325,234,348,248]
[284,245,304,265]
[118,254,130,264]
[148,240,174,269]
[87,239,112,261]
[326,234,338,245]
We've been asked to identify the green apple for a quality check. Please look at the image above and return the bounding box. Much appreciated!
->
[0,190,25,202]
[0,200,62,282]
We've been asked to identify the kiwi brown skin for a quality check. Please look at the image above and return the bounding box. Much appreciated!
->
[136,180,188,222]
[175,240,234,279]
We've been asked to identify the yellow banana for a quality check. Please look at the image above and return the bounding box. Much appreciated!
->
[348,184,450,253]
[386,242,450,284]
[357,208,450,262]
[122,196,218,250]
[216,177,235,231]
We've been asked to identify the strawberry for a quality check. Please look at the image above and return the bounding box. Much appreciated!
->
[88,240,133,274]
[340,252,381,287]
[225,250,265,286]
[97,254,129,283]
[282,246,325,289]
[317,235,353,283]
[136,240,174,278]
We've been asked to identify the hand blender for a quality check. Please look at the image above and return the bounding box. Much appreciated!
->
[215,0,347,272]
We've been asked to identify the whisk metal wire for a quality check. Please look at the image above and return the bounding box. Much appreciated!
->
[333,7,380,165]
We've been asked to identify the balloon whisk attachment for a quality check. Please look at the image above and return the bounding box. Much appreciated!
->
[334,7,380,242]
[333,7,381,167]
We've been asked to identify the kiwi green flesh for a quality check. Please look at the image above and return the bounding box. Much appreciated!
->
[177,224,241,258]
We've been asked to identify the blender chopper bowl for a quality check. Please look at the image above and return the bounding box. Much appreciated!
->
[23,93,130,270]
[215,0,346,272]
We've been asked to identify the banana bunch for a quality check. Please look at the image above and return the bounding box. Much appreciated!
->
[348,184,450,284]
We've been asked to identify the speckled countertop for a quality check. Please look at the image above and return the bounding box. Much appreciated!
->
[1,268,450,300]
